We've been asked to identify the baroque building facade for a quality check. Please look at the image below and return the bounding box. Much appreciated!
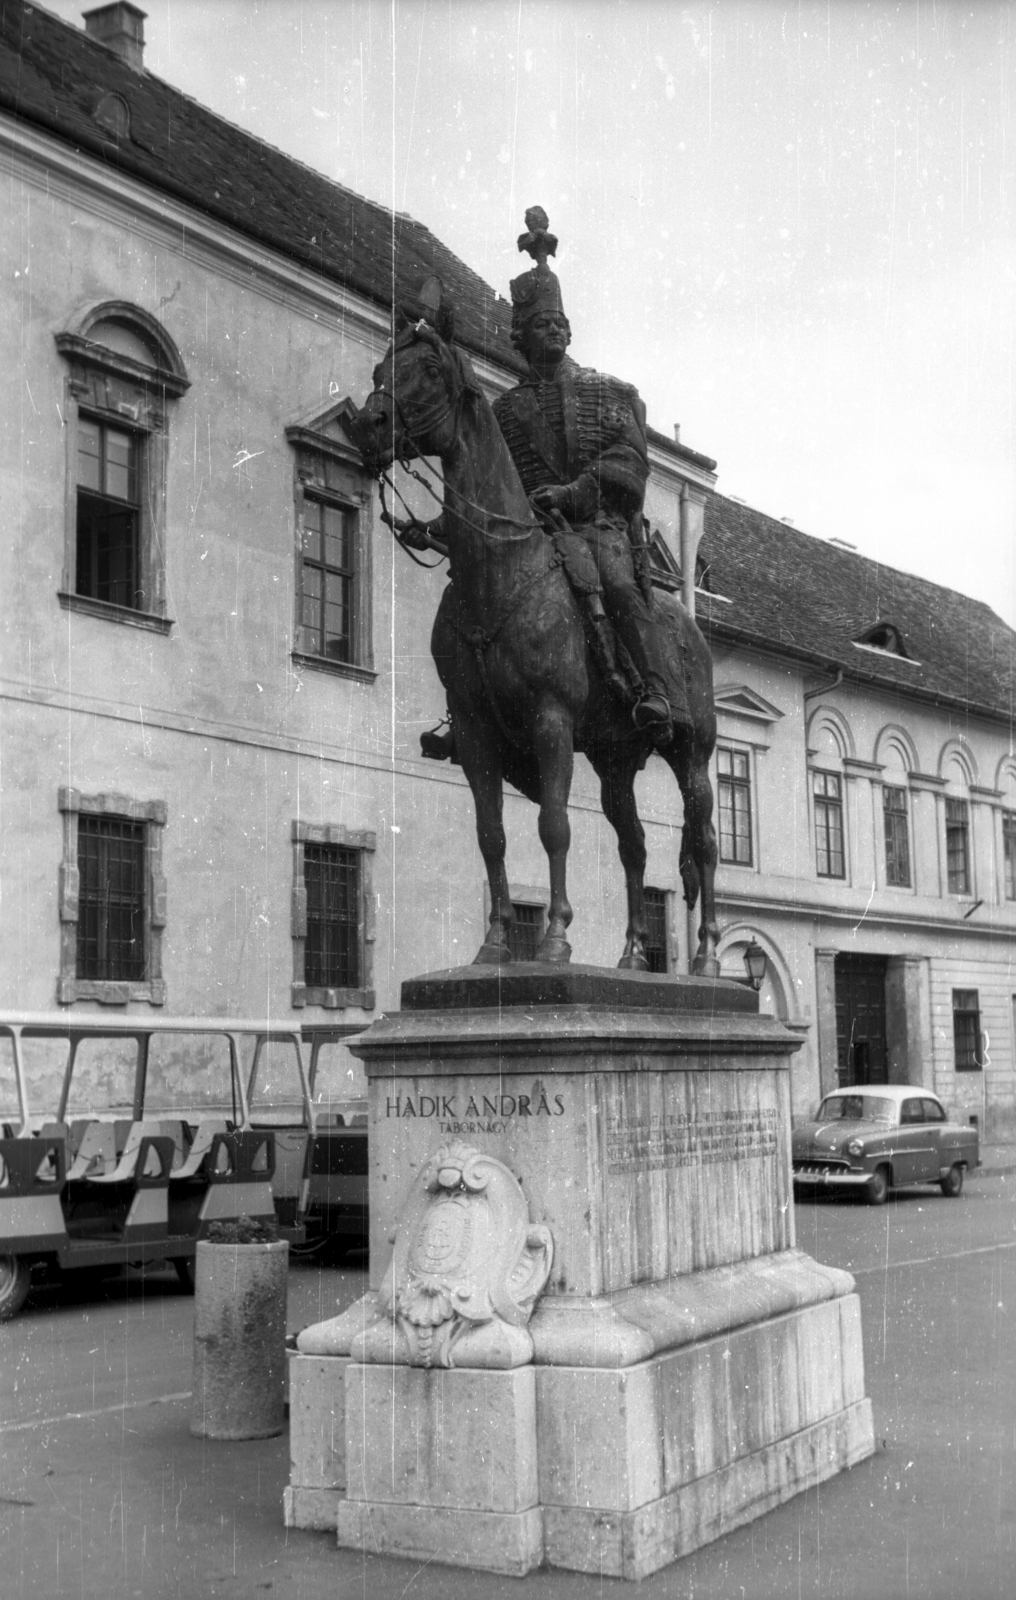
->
[2,3,1014,1133]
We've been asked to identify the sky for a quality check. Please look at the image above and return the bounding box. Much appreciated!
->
[46,0,1016,626]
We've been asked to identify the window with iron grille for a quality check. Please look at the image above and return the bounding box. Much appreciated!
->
[288,414,374,678]
[300,495,355,663]
[57,789,167,1006]
[945,798,970,894]
[1003,812,1016,901]
[75,418,141,609]
[717,746,752,865]
[883,786,911,887]
[76,814,147,980]
[952,989,982,1071]
[291,822,376,1010]
[643,888,669,973]
[508,902,544,963]
[813,771,845,878]
[304,844,360,989]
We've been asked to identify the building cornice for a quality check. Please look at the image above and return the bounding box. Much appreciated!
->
[700,616,1016,732]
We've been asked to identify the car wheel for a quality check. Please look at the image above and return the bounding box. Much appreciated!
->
[172,1257,196,1293]
[940,1163,964,1198]
[865,1165,890,1206]
[0,1255,32,1321]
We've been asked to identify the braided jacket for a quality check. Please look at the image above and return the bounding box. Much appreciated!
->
[492,356,649,533]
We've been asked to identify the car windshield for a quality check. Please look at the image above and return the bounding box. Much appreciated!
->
[817,1095,895,1124]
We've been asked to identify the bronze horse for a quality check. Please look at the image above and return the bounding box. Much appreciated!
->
[348,281,720,973]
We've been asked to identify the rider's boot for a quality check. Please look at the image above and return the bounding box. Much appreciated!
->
[615,625,674,745]
[581,596,636,706]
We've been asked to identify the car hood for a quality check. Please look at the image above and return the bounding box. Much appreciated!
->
[792,1119,892,1156]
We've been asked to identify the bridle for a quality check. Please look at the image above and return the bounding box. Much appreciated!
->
[371,320,540,550]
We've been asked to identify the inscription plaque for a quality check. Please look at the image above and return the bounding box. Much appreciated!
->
[606,1107,778,1174]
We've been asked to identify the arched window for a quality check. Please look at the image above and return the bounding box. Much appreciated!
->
[940,748,975,896]
[807,712,852,881]
[55,304,189,628]
[998,762,1016,901]
[879,739,912,889]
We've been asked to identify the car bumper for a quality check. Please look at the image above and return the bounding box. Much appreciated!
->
[793,1165,872,1188]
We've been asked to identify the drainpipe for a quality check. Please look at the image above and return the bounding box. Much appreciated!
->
[679,483,695,622]
[803,666,843,703]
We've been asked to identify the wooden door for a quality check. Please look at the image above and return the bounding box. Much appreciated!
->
[835,955,888,1086]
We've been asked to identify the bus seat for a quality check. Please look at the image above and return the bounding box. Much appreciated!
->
[158,1120,190,1171]
[66,1122,118,1180]
[170,1120,228,1181]
[87,1121,164,1185]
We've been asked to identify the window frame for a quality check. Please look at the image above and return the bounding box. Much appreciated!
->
[57,788,167,1006]
[643,887,670,973]
[1002,811,1016,902]
[945,797,971,896]
[287,420,375,681]
[952,988,983,1072]
[55,307,188,632]
[507,901,546,963]
[882,784,912,889]
[813,770,846,879]
[291,821,376,1011]
[716,744,754,867]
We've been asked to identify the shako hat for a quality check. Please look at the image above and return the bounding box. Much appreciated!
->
[509,206,567,348]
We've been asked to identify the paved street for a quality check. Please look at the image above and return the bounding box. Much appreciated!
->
[2,1171,1015,1599]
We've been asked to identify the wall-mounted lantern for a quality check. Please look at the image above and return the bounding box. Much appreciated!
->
[743,939,767,992]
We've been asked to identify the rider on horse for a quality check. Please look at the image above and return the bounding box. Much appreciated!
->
[491,207,683,746]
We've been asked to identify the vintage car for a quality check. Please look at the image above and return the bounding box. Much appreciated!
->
[792,1085,980,1204]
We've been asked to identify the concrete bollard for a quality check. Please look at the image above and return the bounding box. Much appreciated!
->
[190,1237,289,1440]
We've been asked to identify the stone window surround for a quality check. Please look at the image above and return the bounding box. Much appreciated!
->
[57,787,167,1007]
[715,740,756,871]
[291,821,376,1011]
[286,418,375,683]
[55,304,189,632]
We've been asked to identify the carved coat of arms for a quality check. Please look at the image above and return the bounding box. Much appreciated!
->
[351,1141,554,1369]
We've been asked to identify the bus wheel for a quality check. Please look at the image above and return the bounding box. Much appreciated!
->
[172,1257,196,1293]
[0,1255,32,1321]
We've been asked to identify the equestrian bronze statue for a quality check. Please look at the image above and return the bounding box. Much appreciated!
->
[346,214,720,974]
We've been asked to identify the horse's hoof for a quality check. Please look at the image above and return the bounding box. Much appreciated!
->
[618,953,649,972]
[690,955,721,977]
[473,943,512,966]
[535,935,572,965]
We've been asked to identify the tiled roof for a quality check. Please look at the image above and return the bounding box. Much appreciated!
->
[0,0,524,373]
[698,495,1016,726]
[4,8,1012,724]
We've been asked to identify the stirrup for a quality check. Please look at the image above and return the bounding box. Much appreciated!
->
[632,694,672,732]
[421,722,458,763]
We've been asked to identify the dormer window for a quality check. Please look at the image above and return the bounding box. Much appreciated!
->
[853,622,913,660]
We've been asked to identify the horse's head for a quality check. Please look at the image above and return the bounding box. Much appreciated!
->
[345,277,481,473]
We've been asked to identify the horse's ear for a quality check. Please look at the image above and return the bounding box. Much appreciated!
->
[454,347,483,396]
[417,275,456,342]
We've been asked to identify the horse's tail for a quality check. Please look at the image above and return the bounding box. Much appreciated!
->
[679,822,700,912]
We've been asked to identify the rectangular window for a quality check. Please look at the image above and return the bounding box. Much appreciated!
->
[945,798,970,894]
[883,786,911,887]
[1003,813,1016,901]
[643,888,669,973]
[952,989,982,1071]
[75,418,141,609]
[813,772,845,878]
[508,902,544,963]
[717,747,753,865]
[76,814,146,981]
[304,844,360,989]
[300,495,355,662]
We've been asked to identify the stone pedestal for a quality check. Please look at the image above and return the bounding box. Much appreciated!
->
[293,964,874,1578]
